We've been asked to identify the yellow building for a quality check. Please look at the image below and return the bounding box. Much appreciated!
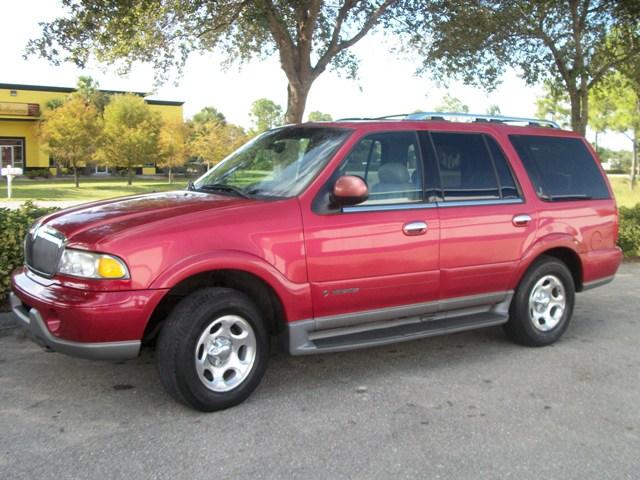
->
[0,83,183,175]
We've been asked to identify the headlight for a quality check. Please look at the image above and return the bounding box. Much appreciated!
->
[58,249,129,279]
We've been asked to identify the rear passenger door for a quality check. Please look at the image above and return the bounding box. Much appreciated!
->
[419,131,537,300]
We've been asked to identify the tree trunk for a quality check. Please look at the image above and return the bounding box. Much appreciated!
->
[168,166,173,184]
[128,166,133,186]
[73,165,79,188]
[568,88,588,135]
[284,81,312,124]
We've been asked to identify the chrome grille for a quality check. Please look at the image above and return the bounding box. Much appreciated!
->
[25,225,65,277]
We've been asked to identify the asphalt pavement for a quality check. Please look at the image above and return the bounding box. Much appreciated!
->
[1,263,639,479]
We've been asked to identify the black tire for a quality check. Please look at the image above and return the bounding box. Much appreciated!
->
[156,287,269,412]
[504,255,575,347]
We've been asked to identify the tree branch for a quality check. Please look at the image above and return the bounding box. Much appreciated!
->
[313,0,398,78]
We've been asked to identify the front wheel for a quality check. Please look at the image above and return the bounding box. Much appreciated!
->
[156,288,269,411]
[504,256,575,347]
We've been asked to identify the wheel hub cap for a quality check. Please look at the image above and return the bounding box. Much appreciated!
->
[207,337,232,366]
[194,315,257,393]
[528,274,566,332]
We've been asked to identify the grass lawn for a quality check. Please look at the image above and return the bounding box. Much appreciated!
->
[609,177,640,208]
[0,177,187,202]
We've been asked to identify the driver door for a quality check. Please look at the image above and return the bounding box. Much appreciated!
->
[301,131,440,320]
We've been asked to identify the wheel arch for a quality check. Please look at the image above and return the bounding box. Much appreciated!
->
[513,236,584,293]
[144,251,312,343]
[144,268,288,343]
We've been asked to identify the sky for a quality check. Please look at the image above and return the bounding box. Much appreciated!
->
[1,0,630,151]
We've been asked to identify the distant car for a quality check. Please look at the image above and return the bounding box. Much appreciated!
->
[11,112,622,411]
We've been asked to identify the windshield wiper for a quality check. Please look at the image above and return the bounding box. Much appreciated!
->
[195,183,251,198]
[539,193,592,201]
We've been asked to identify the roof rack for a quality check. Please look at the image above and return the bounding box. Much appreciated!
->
[405,111,560,128]
[336,112,560,128]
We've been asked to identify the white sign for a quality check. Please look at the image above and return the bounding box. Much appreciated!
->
[1,167,23,176]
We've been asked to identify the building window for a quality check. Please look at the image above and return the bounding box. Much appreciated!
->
[0,138,24,169]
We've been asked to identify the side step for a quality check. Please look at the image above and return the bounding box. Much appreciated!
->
[291,312,508,354]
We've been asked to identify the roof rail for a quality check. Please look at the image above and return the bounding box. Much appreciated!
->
[335,112,560,128]
[404,111,560,128]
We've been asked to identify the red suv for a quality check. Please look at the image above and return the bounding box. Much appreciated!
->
[10,113,622,411]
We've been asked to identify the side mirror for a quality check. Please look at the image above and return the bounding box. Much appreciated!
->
[332,175,369,207]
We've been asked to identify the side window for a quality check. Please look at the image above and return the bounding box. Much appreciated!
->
[510,135,610,201]
[485,136,520,199]
[340,131,423,205]
[431,133,500,201]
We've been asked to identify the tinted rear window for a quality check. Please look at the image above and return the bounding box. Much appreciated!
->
[510,135,610,201]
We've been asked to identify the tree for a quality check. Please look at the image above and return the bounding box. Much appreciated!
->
[535,81,571,129]
[189,120,247,170]
[486,104,501,116]
[39,95,101,187]
[98,94,162,185]
[159,118,188,184]
[250,99,283,134]
[307,111,333,122]
[435,94,469,113]
[192,107,226,126]
[591,73,639,189]
[75,75,109,112]
[408,1,640,134]
[28,0,407,124]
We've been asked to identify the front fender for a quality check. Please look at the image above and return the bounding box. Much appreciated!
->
[149,250,312,323]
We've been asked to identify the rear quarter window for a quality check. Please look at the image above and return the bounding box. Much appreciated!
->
[509,135,610,201]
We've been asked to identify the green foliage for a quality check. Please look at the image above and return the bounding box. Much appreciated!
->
[98,94,162,185]
[435,94,469,113]
[591,73,640,136]
[486,104,501,116]
[25,169,52,179]
[0,202,59,301]
[189,119,248,169]
[192,107,226,125]
[74,75,110,112]
[158,119,189,183]
[27,1,405,123]
[307,111,333,122]
[535,81,571,129]
[38,94,102,187]
[619,204,640,257]
[407,1,640,134]
[249,98,283,133]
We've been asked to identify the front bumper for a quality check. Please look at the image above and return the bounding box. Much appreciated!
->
[10,268,168,361]
[10,292,140,360]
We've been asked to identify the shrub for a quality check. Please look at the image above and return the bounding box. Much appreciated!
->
[0,202,59,303]
[618,204,640,257]
[25,168,52,179]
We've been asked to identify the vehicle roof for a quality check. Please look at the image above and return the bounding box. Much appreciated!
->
[299,112,584,138]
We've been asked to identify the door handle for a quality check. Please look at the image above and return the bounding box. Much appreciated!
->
[403,221,428,236]
[512,214,532,227]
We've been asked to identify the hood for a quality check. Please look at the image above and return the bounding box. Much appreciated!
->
[42,191,251,244]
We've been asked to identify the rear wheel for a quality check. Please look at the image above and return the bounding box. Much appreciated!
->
[156,287,269,411]
[504,256,575,347]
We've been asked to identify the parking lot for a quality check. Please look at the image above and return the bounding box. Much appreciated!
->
[1,263,639,479]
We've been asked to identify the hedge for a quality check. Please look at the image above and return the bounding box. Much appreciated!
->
[0,202,639,307]
[0,202,58,302]
[619,204,640,257]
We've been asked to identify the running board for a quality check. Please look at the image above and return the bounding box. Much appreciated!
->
[288,311,509,354]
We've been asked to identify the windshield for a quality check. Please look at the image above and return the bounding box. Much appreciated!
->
[193,126,352,198]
